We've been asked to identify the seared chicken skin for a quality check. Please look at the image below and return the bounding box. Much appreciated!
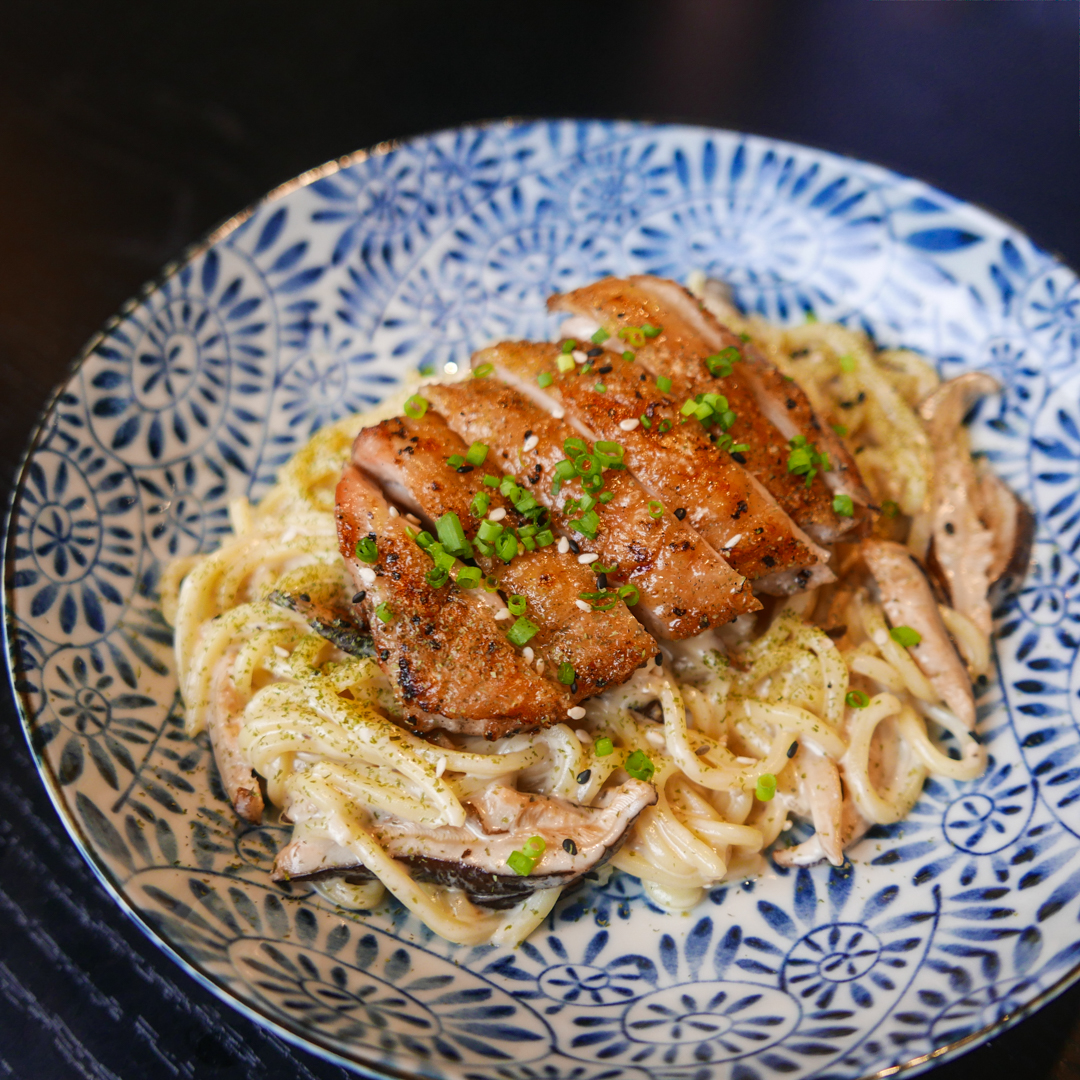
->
[424,379,760,639]
[353,412,655,698]
[550,275,872,543]
[480,340,831,590]
[336,464,568,736]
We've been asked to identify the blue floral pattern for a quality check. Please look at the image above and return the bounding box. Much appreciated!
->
[6,120,1080,1080]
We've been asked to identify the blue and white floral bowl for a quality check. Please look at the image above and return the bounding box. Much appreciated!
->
[6,120,1080,1080]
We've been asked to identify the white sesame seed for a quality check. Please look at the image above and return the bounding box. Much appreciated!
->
[645,729,666,748]
[494,608,512,621]
[619,418,640,432]
[388,506,399,518]
[434,756,447,778]
[551,406,566,419]
[488,507,507,522]
[572,350,588,364]
[557,537,570,554]
[536,659,545,674]
[567,706,587,720]
[575,599,592,612]
[782,820,793,831]
[523,646,535,662]
[575,729,590,742]
[273,645,289,659]
[523,434,539,452]
[578,553,599,565]
[358,567,376,584]
[723,533,743,549]
[736,756,756,765]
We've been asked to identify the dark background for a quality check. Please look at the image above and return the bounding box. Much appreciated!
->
[0,1,1078,1077]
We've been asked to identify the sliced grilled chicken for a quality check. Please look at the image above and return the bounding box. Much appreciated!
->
[353,412,656,698]
[550,275,871,541]
[424,380,760,639]
[336,464,568,737]
[480,340,832,591]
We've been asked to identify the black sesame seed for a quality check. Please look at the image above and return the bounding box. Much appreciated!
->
[654,652,663,666]
[568,538,581,554]
[587,347,603,357]
[598,364,613,374]
[787,742,798,758]
[563,838,578,855]
[456,465,474,474]
[673,507,687,521]
[524,430,533,440]
[944,521,955,534]
[379,649,390,661]
[570,681,579,694]
[731,452,747,464]
[352,591,367,604]
[298,593,310,603]
[386,552,398,563]
[575,770,591,784]
[596,573,608,590]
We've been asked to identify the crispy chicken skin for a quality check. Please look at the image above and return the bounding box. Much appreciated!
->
[481,340,830,587]
[424,380,760,639]
[353,412,655,698]
[336,464,568,737]
[550,275,872,542]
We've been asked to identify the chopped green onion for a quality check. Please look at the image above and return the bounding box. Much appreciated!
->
[755,773,777,801]
[594,441,625,466]
[598,490,614,504]
[520,536,535,551]
[483,473,500,488]
[618,325,646,348]
[731,443,750,454]
[832,494,854,517]
[474,539,493,557]
[648,500,664,519]
[787,435,829,489]
[625,749,655,782]
[561,339,577,354]
[465,441,489,467]
[705,347,740,378]
[522,835,546,858]
[846,689,869,709]
[374,602,394,624]
[538,371,554,388]
[557,353,575,373]
[446,453,466,469]
[428,544,455,572]
[425,565,450,588]
[579,589,618,611]
[832,423,849,437]
[656,376,672,394]
[881,500,900,518]
[618,583,640,605]
[623,351,635,362]
[404,394,428,420]
[477,519,504,543]
[641,323,662,338]
[507,616,539,646]
[474,362,494,378]
[656,418,672,434]
[557,662,575,685]
[470,491,491,518]
[639,415,651,429]
[572,509,600,538]
[890,625,922,648]
[482,575,499,592]
[436,512,472,558]
[506,850,535,876]
[355,537,378,563]
[456,566,481,589]
[496,531,518,563]
[562,436,587,459]
[594,561,619,574]
[414,530,435,550]
[536,529,555,547]
[508,594,527,616]
[839,354,856,373]
[591,327,610,344]
[595,737,614,757]
[594,382,607,393]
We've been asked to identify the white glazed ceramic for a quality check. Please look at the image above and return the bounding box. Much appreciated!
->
[6,120,1080,1080]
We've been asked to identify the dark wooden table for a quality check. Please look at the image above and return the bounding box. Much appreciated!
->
[1,2,1077,1076]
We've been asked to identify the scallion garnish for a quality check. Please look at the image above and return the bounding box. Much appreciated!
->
[625,749,655,781]
[557,662,575,685]
[436,512,472,559]
[623,350,635,362]
[355,537,378,563]
[536,529,555,547]
[473,362,494,378]
[618,583,640,605]
[414,531,434,550]
[495,531,518,563]
[890,625,922,648]
[755,773,777,801]
[656,375,672,394]
[508,594,527,616]
[538,371,554,388]
[374,601,394,623]
[404,394,428,419]
[470,491,490,518]
[705,347,740,378]
[446,454,466,469]
[595,737,614,757]
[507,616,539,646]
[618,325,646,348]
[594,561,619,574]
[561,339,577,354]
[466,441,489,466]
[557,354,575,373]
[477,519,504,543]
[641,323,662,338]
[647,500,664,519]
[787,436,831,488]
[483,473,500,488]
[594,382,607,393]
[572,508,600,538]
[839,354,856,373]
[846,690,869,708]
[832,493,854,517]
[591,327,610,344]
[832,423,848,437]
[456,566,481,589]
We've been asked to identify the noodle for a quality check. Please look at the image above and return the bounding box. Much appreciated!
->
[163,294,999,945]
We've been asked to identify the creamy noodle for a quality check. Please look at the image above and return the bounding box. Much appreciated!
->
[165,300,994,945]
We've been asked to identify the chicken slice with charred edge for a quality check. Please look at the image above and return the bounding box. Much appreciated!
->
[424,380,760,639]
[336,464,568,737]
[480,340,832,593]
[274,778,657,909]
[352,412,655,698]
[551,275,872,542]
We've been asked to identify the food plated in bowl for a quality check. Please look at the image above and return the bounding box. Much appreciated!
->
[168,272,1027,946]
[5,120,1079,1078]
